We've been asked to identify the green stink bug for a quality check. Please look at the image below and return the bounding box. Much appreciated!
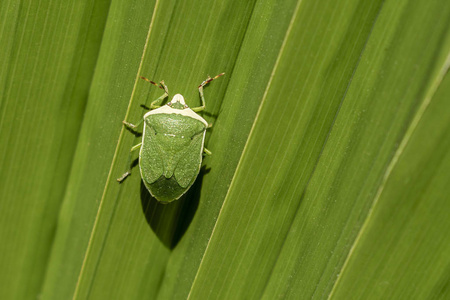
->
[117,73,224,203]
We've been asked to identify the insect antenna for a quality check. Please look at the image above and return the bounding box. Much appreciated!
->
[140,76,165,90]
[198,72,225,88]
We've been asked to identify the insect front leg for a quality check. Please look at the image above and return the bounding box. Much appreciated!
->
[117,142,142,182]
[150,90,169,109]
[141,77,169,109]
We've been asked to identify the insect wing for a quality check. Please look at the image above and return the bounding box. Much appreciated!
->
[139,124,164,184]
[174,131,205,188]
[139,113,207,202]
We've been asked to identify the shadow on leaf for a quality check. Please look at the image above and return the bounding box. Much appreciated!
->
[140,166,209,249]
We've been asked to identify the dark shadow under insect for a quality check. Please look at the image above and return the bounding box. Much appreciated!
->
[140,166,209,249]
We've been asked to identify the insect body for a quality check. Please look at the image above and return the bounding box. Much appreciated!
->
[118,73,224,203]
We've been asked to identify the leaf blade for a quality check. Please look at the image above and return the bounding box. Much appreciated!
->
[0,1,109,298]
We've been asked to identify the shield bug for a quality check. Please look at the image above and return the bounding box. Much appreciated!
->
[117,73,224,203]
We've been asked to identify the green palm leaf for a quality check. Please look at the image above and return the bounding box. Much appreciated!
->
[1,0,449,299]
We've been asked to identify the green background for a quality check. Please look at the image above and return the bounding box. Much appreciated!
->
[1,0,449,299]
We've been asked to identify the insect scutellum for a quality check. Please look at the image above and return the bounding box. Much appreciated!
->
[117,73,224,203]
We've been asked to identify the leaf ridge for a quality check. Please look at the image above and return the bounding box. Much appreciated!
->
[72,1,161,298]
[326,50,450,300]
[186,0,304,298]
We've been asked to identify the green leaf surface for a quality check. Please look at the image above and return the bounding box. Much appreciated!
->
[41,1,157,299]
[1,0,449,299]
[71,0,262,298]
[257,0,450,298]
[0,1,109,299]
[157,0,301,298]
[188,0,387,298]
[329,61,450,300]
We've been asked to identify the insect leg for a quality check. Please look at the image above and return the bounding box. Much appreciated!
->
[150,81,170,109]
[116,143,142,182]
[130,142,142,152]
[141,76,169,109]
[122,118,144,129]
[159,80,169,95]
[203,148,212,156]
[117,171,131,182]
[192,73,225,112]
[150,92,169,109]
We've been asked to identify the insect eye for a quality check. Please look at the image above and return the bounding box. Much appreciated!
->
[184,105,188,109]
